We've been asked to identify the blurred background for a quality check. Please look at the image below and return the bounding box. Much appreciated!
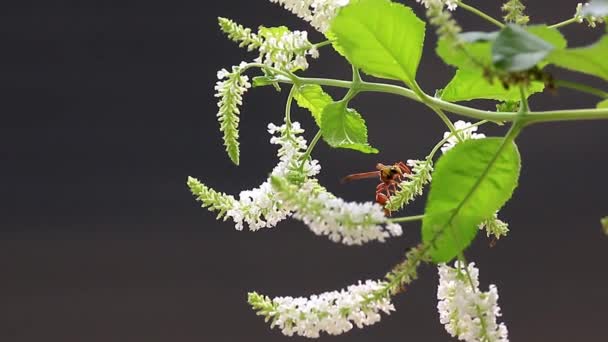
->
[1,0,607,341]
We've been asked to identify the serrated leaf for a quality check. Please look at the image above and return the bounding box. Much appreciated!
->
[547,35,608,82]
[582,0,608,17]
[293,84,334,126]
[329,0,425,87]
[422,138,521,262]
[492,24,556,72]
[441,69,545,102]
[320,102,379,154]
[598,99,608,108]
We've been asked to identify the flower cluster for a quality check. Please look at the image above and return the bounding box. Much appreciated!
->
[441,120,486,154]
[417,0,462,42]
[479,214,510,240]
[501,0,529,25]
[219,18,319,71]
[226,122,320,230]
[189,121,319,230]
[248,279,394,338]
[385,158,434,212]
[256,27,319,71]
[271,177,403,245]
[575,3,605,28]
[215,62,251,165]
[269,0,350,33]
[416,0,459,11]
[437,262,509,342]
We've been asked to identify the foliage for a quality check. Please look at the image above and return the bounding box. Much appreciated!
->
[191,0,608,340]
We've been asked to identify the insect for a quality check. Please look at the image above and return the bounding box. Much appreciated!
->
[341,161,411,216]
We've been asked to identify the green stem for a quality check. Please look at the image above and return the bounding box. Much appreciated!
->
[549,17,578,29]
[298,130,322,168]
[275,75,608,124]
[555,80,608,99]
[519,86,530,113]
[284,86,296,126]
[314,40,332,49]
[459,2,505,28]
[389,214,425,223]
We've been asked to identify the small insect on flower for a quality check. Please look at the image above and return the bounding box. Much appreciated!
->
[342,161,411,216]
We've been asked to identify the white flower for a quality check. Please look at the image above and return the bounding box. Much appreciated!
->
[272,177,403,245]
[215,62,252,164]
[575,3,605,28]
[385,158,434,212]
[441,120,486,154]
[417,0,459,11]
[270,0,350,33]
[256,29,318,71]
[249,279,394,338]
[437,262,509,342]
[478,213,510,240]
[226,122,320,230]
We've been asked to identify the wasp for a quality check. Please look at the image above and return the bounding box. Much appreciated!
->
[341,161,411,216]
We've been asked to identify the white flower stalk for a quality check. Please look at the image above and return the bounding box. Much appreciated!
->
[215,62,251,165]
[441,120,487,154]
[218,17,263,51]
[219,18,319,71]
[416,0,459,11]
[226,122,320,230]
[271,177,403,245]
[385,158,434,212]
[575,3,605,28]
[437,262,509,342]
[479,214,510,240]
[269,0,350,33]
[189,121,319,230]
[249,279,394,338]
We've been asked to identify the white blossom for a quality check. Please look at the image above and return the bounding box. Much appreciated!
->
[269,0,350,33]
[215,62,252,164]
[441,120,486,154]
[226,122,320,230]
[272,177,403,245]
[385,158,434,212]
[249,279,394,338]
[575,3,605,28]
[417,0,459,11]
[256,29,318,71]
[437,262,509,342]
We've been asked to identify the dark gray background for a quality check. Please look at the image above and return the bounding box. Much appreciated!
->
[1,0,607,341]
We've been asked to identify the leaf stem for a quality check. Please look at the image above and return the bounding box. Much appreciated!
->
[298,130,323,168]
[459,2,505,28]
[284,85,296,126]
[555,79,608,99]
[274,75,608,124]
[389,214,425,223]
[313,40,332,49]
[549,17,578,29]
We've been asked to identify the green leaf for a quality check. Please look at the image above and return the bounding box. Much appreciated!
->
[441,69,545,102]
[293,84,334,127]
[492,24,557,72]
[547,36,608,82]
[598,99,608,108]
[422,138,521,262]
[602,216,608,235]
[252,76,277,87]
[437,25,566,72]
[582,0,608,17]
[320,102,379,154]
[329,0,425,87]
